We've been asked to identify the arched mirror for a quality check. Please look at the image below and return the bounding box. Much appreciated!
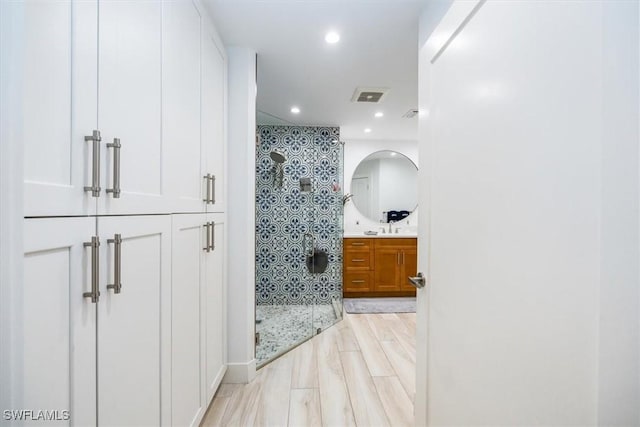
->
[350,150,418,223]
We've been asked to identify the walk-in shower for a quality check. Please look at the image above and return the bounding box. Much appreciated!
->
[255,125,344,366]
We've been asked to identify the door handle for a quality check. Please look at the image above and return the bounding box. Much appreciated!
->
[84,130,101,197]
[211,175,216,204]
[83,236,101,303]
[203,222,211,252]
[106,234,122,294]
[106,138,121,198]
[408,272,426,289]
[209,221,215,251]
[203,174,212,203]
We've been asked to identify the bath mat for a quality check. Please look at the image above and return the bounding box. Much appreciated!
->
[343,297,416,314]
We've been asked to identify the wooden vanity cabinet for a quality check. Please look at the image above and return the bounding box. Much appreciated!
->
[343,237,417,297]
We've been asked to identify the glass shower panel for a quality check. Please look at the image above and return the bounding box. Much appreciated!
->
[255,125,343,367]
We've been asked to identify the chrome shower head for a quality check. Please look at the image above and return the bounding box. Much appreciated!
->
[270,149,286,164]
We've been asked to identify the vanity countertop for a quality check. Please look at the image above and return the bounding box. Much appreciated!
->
[343,232,417,239]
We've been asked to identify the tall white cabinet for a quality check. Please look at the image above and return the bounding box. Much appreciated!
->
[17,1,227,426]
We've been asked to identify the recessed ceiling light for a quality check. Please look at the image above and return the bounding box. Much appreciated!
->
[325,31,340,44]
[374,112,384,118]
[290,106,300,114]
[364,128,372,133]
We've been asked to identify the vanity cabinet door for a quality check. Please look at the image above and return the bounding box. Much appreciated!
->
[400,246,418,292]
[373,247,402,291]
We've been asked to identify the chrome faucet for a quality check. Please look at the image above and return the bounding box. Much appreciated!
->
[388,220,396,234]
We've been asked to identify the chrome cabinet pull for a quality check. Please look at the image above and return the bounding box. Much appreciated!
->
[402,251,405,265]
[106,234,122,294]
[211,175,216,204]
[203,223,211,252]
[83,236,100,303]
[351,242,365,246]
[106,138,121,198]
[408,272,426,289]
[352,259,365,262]
[351,280,366,283]
[203,174,212,203]
[397,252,401,265]
[84,130,101,197]
[210,221,215,251]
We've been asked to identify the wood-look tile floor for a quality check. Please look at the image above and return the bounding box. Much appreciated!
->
[201,312,416,427]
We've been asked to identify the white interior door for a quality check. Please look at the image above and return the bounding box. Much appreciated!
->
[22,217,96,426]
[97,215,171,426]
[202,34,226,213]
[98,1,164,215]
[23,1,98,217]
[205,215,226,401]
[171,214,207,427]
[163,1,205,213]
[417,1,640,425]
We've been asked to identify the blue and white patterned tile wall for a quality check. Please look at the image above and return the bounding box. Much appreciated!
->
[256,125,344,305]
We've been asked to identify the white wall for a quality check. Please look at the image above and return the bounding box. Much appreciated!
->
[225,47,257,384]
[343,139,418,232]
[417,1,640,425]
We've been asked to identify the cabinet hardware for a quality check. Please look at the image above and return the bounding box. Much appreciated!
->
[402,251,405,265]
[351,242,365,246]
[351,280,366,283]
[203,222,211,252]
[83,236,100,303]
[352,259,365,262]
[203,174,212,203]
[211,175,216,204]
[106,138,121,198]
[84,130,101,197]
[397,252,401,265]
[210,221,216,251]
[408,272,426,289]
[106,234,122,294]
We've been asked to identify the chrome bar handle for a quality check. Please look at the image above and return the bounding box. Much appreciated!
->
[397,251,401,265]
[84,130,101,197]
[203,174,212,203]
[402,251,405,265]
[211,175,216,204]
[83,236,100,303]
[106,138,121,198]
[203,222,211,252]
[210,221,216,251]
[106,234,122,294]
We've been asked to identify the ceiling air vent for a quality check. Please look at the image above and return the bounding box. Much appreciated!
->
[402,109,419,118]
[351,87,389,103]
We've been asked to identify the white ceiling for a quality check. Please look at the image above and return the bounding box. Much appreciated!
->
[203,0,425,142]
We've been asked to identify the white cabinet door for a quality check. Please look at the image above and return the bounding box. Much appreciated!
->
[204,215,226,402]
[97,1,165,215]
[22,217,96,426]
[202,33,226,213]
[163,1,205,214]
[23,1,98,217]
[171,214,207,427]
[97,215,171,426]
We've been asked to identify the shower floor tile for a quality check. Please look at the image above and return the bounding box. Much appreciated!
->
[256,304,341,365]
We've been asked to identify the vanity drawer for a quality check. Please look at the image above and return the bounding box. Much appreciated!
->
[344,251,371,269]
[344,272,372,292]
[344,238,371,251]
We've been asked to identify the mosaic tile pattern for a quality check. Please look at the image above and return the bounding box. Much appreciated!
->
[255,304,341,365]
[256,125,344,305]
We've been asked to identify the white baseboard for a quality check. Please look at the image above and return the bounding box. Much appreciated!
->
[223,360,256,384]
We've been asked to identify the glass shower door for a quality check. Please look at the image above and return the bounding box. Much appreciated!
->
[255,125,343,367]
